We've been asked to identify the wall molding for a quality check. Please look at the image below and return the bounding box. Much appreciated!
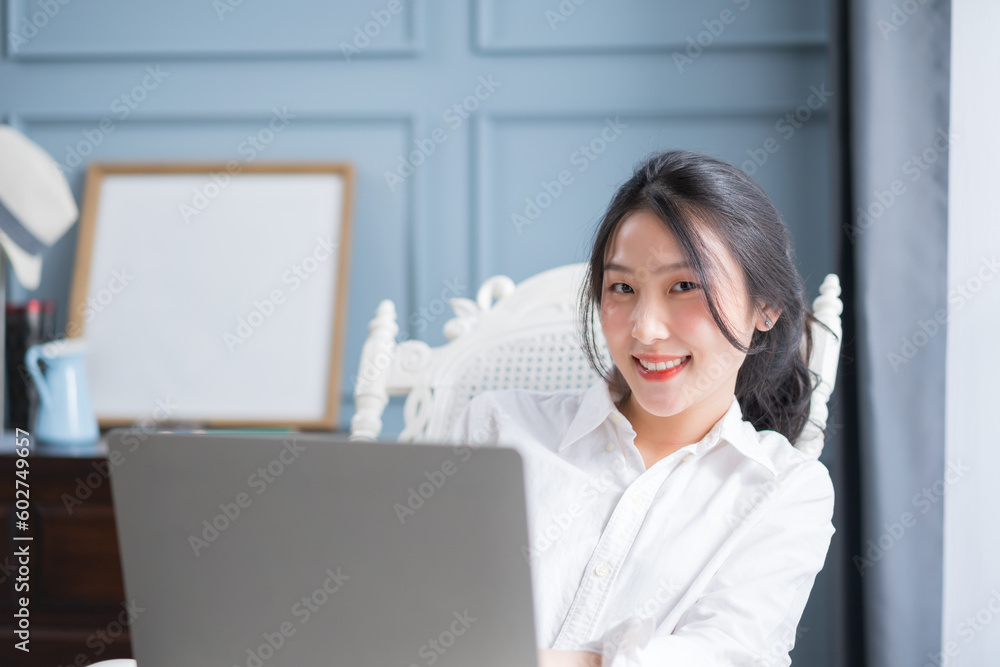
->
[472,107,831,281]
[4,0,426,61]
[473,0,827,55]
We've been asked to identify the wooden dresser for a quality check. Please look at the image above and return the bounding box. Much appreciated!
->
[0,447,132,667]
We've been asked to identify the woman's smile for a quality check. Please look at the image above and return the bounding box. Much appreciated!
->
[600,209,761,435]
[633,354,690,379]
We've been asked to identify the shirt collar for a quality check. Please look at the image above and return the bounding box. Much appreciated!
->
[558,381,778,476]
[557,380,625,452]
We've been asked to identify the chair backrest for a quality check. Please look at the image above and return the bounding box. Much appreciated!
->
[350,263,842,459]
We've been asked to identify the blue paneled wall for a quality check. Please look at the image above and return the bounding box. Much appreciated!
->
[1,1,834,661]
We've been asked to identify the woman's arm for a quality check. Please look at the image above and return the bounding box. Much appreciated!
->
[538,648,602,667]
[592,459,836,666]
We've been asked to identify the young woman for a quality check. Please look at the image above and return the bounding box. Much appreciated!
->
[448,150,836,666]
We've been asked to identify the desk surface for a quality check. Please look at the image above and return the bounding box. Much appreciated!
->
[0,427,334,457]
[0,428,105,457]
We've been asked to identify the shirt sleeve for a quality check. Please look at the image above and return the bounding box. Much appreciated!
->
[587,460,836,667]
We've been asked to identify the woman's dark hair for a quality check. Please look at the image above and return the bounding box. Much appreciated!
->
[578,149,823,442]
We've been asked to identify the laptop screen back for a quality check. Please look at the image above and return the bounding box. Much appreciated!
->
[106,431,538,667]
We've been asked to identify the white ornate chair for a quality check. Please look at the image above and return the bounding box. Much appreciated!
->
[349,263,843,459]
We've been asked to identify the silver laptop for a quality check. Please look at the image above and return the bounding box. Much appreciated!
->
[106,430,538,667]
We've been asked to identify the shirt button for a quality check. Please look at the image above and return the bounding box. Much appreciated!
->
[611,414,622,425]
[630,492,644,505]
[681,453,694,464]
[594,563,611,577]
[605,442,615,452]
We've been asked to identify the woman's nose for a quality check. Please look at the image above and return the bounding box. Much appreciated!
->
[631,299,670,345]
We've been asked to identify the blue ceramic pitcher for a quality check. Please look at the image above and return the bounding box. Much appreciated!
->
[24,338,99,449]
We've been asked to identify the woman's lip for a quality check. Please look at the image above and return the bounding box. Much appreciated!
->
[632,355,690,379]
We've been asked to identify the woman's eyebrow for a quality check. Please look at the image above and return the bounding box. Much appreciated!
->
[604,261,690,274]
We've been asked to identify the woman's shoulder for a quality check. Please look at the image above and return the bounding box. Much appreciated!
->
[451,386,592,448]
[747,426,834,493]
[468,385,590,416]
[462,385,593,432]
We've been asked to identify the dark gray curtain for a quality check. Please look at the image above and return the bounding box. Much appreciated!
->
[848,0,951,665]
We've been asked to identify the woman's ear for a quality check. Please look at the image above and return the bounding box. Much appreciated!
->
[756,304,782,331]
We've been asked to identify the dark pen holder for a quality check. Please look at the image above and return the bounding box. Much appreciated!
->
[5,299,56,431]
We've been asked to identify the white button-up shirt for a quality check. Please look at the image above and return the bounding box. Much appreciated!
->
[445,380,835,667]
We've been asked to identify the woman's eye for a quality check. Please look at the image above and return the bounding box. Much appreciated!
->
[672,281,699,292]
[609,282,633,294]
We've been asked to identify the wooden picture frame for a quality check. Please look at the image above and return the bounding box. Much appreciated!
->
[68,162,354,429]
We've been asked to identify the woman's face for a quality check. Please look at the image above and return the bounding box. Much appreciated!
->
[599,209,765,427]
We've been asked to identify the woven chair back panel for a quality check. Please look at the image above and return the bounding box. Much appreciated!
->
[438,331,610,437]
